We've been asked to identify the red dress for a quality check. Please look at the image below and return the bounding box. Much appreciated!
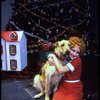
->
[53,57,83,100]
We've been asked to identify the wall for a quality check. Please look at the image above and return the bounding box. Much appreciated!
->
[1,0,14,31]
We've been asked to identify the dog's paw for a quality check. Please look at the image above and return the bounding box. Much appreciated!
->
[34,92,44,98]
[45,95,50,100]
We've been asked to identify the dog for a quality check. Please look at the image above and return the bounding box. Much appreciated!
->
[33,39,70,100]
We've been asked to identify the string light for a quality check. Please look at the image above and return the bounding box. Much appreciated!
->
[7,0,93,54]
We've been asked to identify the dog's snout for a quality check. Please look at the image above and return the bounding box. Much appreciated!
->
[66,50,70,55]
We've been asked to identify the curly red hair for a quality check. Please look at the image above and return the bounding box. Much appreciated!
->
[68,36,86,55]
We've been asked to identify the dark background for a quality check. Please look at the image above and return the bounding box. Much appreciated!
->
[1,0,99,44]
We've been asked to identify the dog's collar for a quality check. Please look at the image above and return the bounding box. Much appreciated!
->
[53,52,63,60]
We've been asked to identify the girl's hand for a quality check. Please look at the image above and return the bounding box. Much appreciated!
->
[48,54,56,58]
[48,57,55,66]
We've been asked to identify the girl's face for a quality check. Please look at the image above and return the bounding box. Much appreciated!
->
[69,45,80,59]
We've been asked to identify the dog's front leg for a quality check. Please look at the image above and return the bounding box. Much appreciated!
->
[45,66,56,100]
[45,72,50,100]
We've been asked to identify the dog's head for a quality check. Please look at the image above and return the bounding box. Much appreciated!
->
[53,39,70,57]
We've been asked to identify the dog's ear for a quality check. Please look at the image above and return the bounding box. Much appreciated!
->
[49,42,58,51]
[53,42,59,47]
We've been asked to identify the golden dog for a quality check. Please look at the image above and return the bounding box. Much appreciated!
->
[33,40,70,100]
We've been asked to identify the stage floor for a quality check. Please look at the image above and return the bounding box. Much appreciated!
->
[1,78,45,100]
[1,78,99,100]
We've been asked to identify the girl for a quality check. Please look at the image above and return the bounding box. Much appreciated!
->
[48,36,85,100]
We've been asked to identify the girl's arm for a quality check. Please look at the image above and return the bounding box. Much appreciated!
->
[48,54,70,74]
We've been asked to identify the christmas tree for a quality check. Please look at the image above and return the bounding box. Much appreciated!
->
[5,0,98,55]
